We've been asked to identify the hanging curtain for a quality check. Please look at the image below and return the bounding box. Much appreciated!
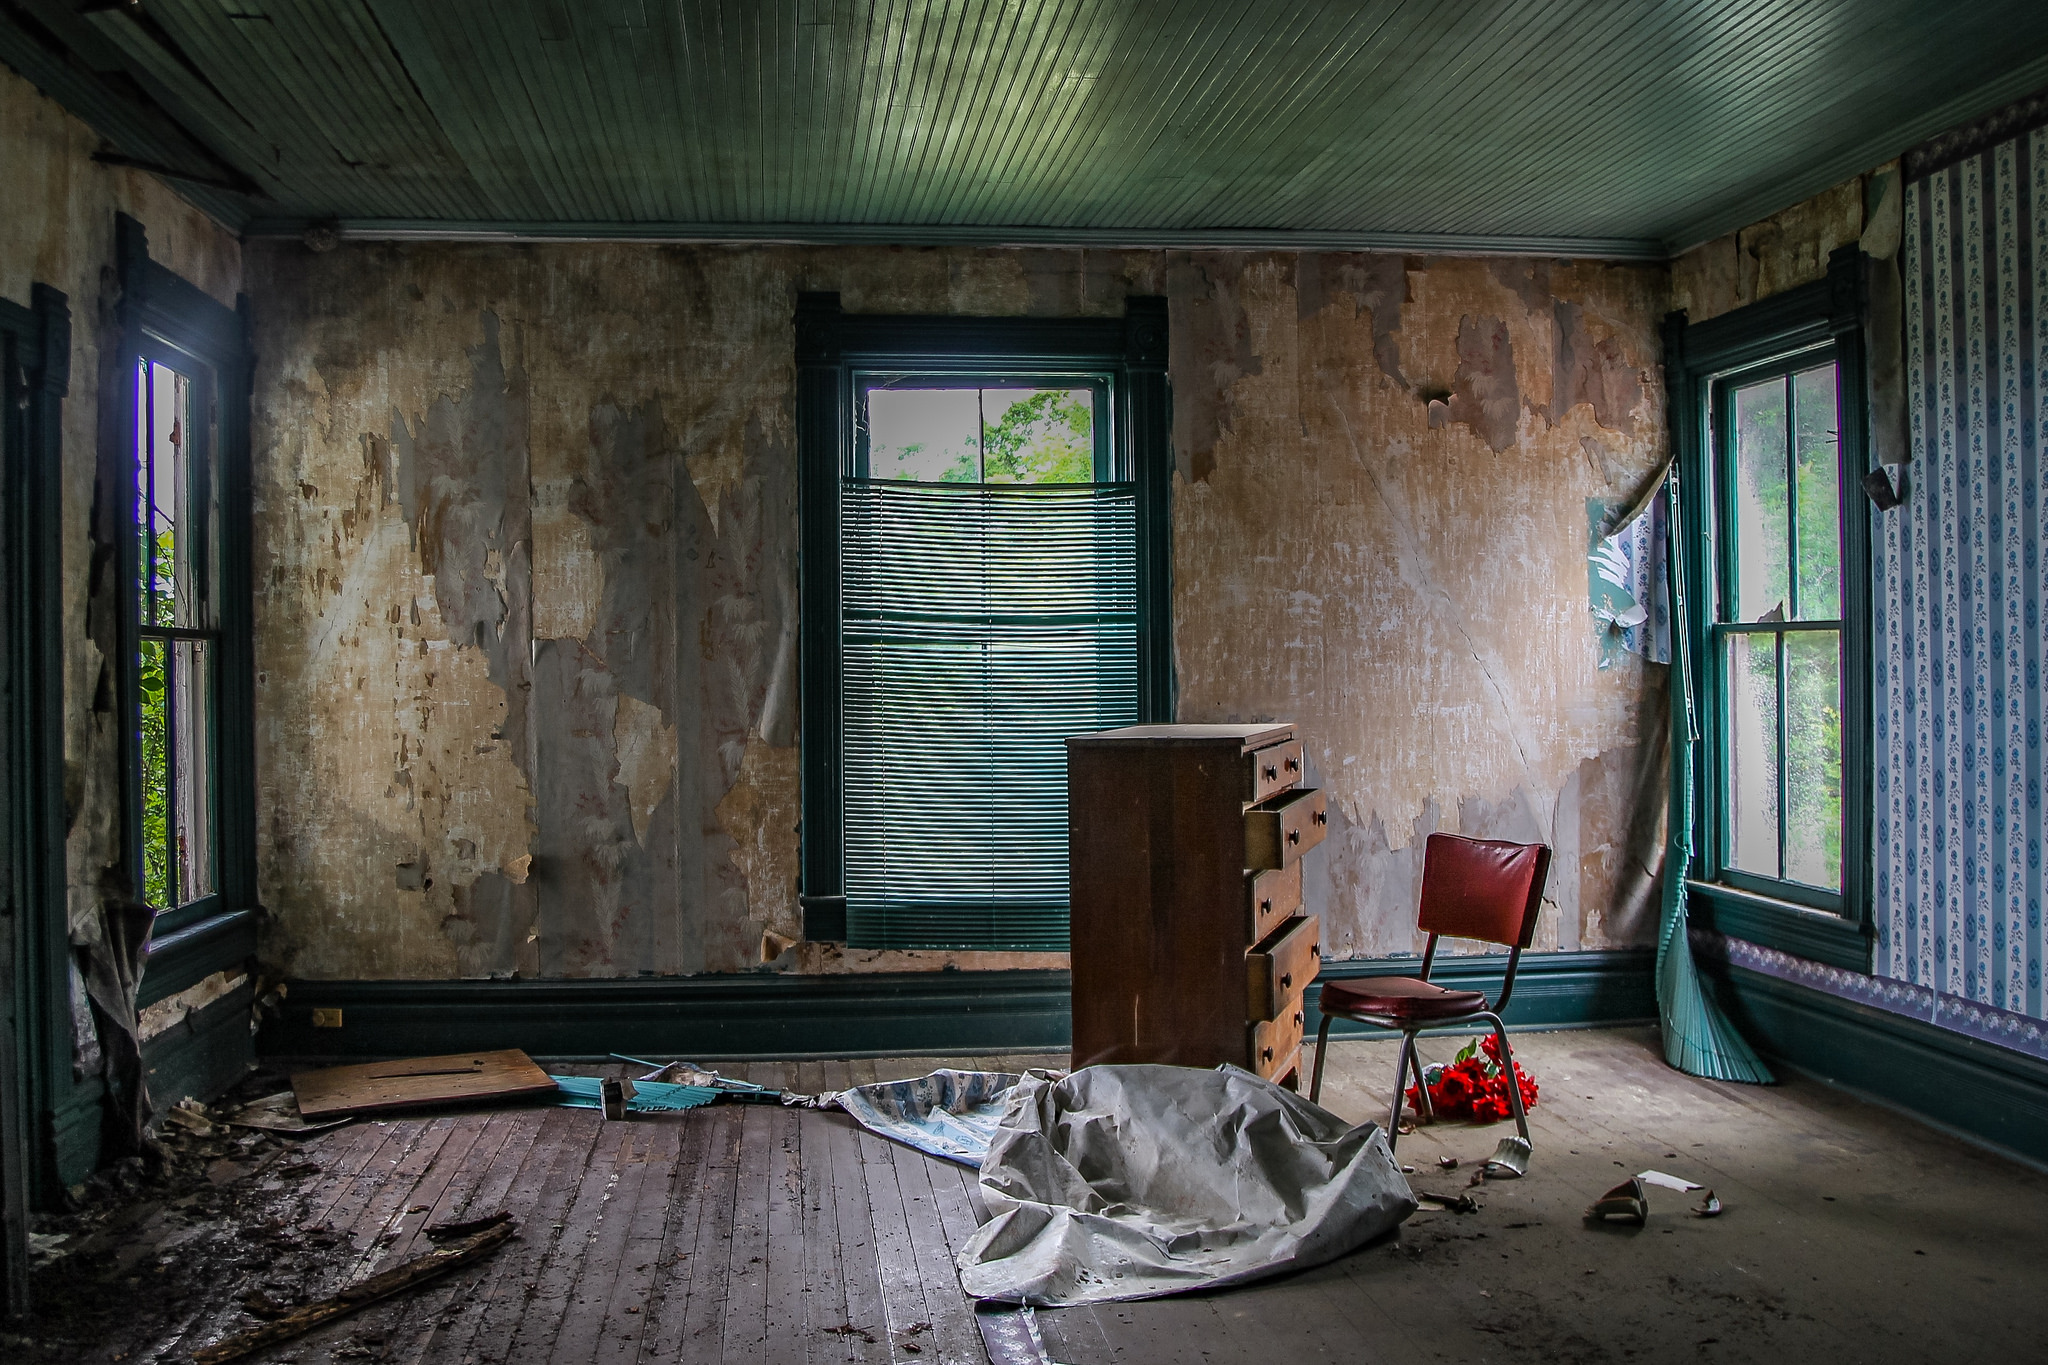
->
[1659,466,1774,1083]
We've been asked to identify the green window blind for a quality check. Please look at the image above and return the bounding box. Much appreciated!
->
[840,478,1139,950]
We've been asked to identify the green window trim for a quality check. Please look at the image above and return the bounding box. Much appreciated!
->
[795,294,1172,947]
[2,281,70,1268]
[111,216,260,996]
[1663,246,1876,972]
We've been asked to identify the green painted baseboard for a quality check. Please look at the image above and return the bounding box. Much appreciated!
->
[262,950,1656,1062]
[143,980,255,1109]
[264,970,1072,1060]
[47,1082,105,1192]
[47,984,255,1193]
[1310,949,1656,1034]
[1709,964,2048,1168]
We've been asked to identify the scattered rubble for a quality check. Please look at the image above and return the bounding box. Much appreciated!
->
[14,1066,351,1364]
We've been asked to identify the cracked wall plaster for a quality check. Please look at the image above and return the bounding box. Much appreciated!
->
[250,240,1668,980]
[1173,252,1670,959]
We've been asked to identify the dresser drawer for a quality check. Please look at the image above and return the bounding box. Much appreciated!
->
[1244,738,1305,804]
[1246,914,1320,1022]
[1246,862,1303,942]
[1250,993,1306,1079]
[1244,786,1328,870]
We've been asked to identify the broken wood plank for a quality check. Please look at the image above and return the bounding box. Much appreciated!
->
[424,1207,513,1240]
[291,1048,558,1120]
[188,1220,515,1365]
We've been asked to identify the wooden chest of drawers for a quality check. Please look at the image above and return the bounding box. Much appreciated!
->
[1066,723,1327,1083]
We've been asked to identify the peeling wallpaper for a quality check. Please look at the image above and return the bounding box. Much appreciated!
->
[0,66,242,951]
[247,241,1670,980]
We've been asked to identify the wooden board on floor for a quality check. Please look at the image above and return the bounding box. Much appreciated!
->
[290,1049,558,1120]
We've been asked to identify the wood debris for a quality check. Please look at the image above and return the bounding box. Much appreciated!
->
[189,1219,515,1365]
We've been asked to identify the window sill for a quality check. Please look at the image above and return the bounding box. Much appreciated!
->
[1686,879,1871,972]
[138,907,259,1009]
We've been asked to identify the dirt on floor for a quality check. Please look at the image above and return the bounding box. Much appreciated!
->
[6,1066,371,1364]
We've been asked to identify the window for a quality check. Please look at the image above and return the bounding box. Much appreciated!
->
[796,297,1171,951]
[132,356,220,912]
[1666,246,1873,969]
[1715,358,1844,897]
[112,214,257,977]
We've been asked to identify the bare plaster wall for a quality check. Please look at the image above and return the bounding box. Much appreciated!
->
[0,64,242,950]
[1671,176,1866,325]
[247,240,1671,980]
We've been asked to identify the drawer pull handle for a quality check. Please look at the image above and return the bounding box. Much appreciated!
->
[1311,944,1320,957]
[1260,897,1272,913]
[1285,757,1300,772]
[1262,1047,1273,1062]
[1313,810,1327,826]
[1263,765,1278,780]
[1293,1012,1303,1028]
[1279,973,1291,989]
[1287,830,1300,846]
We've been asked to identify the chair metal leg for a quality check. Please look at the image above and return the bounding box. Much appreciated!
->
[1476,1012,1533,1177]
[1386,1030,1420,1151]
[1481,1012,1531,1146]
[1309,1014,1334,1104]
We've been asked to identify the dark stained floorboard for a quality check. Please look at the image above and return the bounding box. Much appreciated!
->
[146,1030,2048,1365]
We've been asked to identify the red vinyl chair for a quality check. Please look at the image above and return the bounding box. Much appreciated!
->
[1308,833,1552,1159]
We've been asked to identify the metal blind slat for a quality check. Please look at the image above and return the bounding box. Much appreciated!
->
[840,479,1139,950]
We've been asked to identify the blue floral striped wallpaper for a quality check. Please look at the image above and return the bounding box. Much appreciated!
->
[1878,128,2047,1025]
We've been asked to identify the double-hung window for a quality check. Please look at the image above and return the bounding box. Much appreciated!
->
[1714,358,1845,896]
[1666,247,1874,968]
[113,214,258,988]
[132,351,220,914]
[796,296,1172,952]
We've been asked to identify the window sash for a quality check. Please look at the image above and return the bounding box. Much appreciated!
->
[1705,345,1849,912]
[130,345,222,912]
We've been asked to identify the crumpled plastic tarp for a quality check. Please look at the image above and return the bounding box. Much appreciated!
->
[956,1064,1416,1305]
[833,1068,1023,1166]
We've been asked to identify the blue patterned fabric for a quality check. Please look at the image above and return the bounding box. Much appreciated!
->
[1881,130,2048,1026]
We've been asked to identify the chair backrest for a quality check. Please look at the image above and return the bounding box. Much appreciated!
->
[1415,833,1551,949]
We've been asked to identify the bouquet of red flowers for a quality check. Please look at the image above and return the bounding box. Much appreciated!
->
[1405,1033,1538,1124]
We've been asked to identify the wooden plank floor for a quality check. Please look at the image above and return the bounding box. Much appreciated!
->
[84,1029,2048,1364]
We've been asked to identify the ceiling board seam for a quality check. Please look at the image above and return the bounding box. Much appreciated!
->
[240,219,1668,261]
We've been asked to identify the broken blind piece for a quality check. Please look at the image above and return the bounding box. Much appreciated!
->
[1588,466,1672,669]
[549,1075,719,1112]
[959,1064,1416,1305]
[839,479,1140,951]
[289,1049,557,1120]
[834,1068,1026,1166]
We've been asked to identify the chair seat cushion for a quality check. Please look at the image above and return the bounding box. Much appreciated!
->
[1319,975,1488,1023]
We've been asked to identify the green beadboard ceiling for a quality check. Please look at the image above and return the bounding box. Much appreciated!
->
[6,0,2048,257]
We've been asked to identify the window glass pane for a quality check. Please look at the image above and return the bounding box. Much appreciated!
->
[174,638,215,902]
[1784,630,1842,888]
[980,387,1094,485]
[867,387,981,483]
[1792,364,1841,620]
[1725,632,1780,876]
[865,385,1097,485]
[136,361,211,629]
[1730,377,1790,622]
[139,635,173,907]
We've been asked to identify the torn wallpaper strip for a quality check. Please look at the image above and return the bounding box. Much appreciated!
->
[1588,470,1671,669]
